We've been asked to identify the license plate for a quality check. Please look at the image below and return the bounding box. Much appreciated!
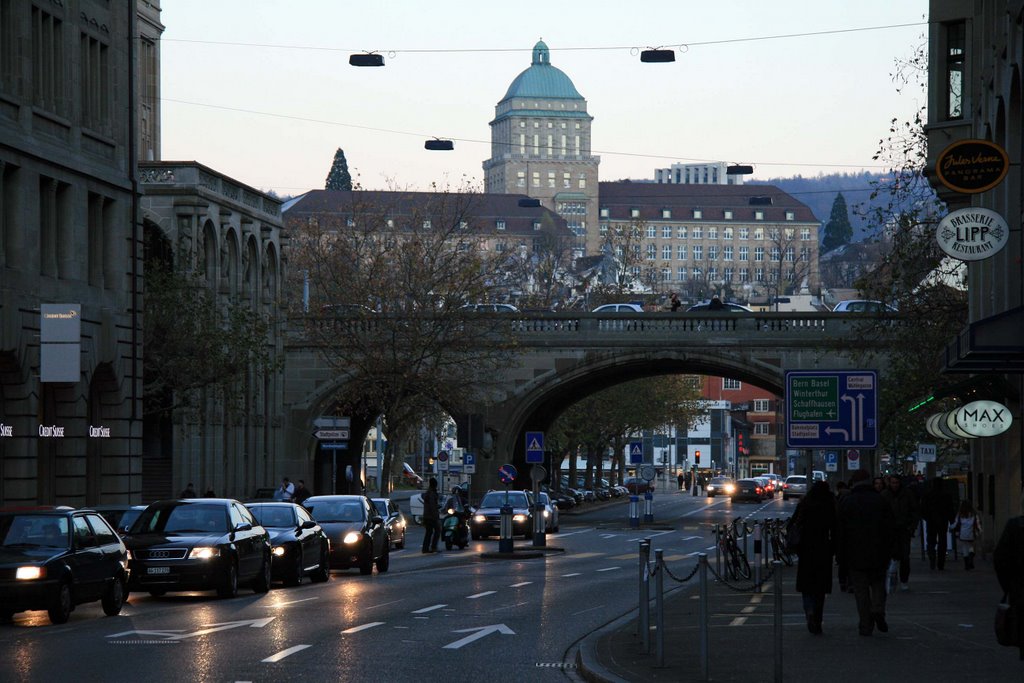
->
[147,566,170,575]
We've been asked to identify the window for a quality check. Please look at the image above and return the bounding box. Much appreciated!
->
[707,246,718,260]
[723,378,741,390]
[755,267,764,282]
[578,175,586,189]
[785,246,795,262]
[708,227,717,239]
[693,209,702,219]
[495,242,506,253]
[944,21,965,119]
[753,228,764,240]
[600,207,609,218]
[707,266,717,280]
[533,221,541,231]
[755,210,764,220]
[692,245,702,260]
[661,267,671,281]
[631,208,640,218]
[646,225,656,238]
[723,246,733,261]
[753,399,771,412]
[87,192,112,287]
[532,171,540,188]
[800,246,810,261]
[0,0,15,90]
[724,210,733,220]
[800,228,811,240]
[86,515,117,545]
[739,268,749,282]
[459,221,468,230]
[496,220,506,231]
[662,245,672,259]
[547,171,555,188]
[646,243,656,260]
[754,422,771,435]
[738,246,749,261]
[723,267,733,281]
[754,247,764,262]
[677,244,687,260]
[739,227,749,240]
[517,171,525,187]
[662,209,672,219]
[563,172,570,188]
[785,211,795,221]
[692,266,702,279]
[31,7,65,115]
[771,247,781,261]
[723,227,733,239]
[769,228,780,240]
[422,220,431,229]
[676,226,687,239]
[662,226,672,239]
[677,266,687,281]
[73,516,97,548]
[692,227,702,239]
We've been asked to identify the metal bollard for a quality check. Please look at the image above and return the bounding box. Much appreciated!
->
[714,524,722,578]
[643,491,654,523]
[698,553,709,681]
[498,504,513,554]
[639,540,651,651]
[753,521,762,593]
[629,495,639,528]
[655,549,665,667]
[773,559,783,683]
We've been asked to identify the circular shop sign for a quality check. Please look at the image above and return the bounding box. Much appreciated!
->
[953,400,1013,438]
[935,138,1010,194]
[936,208,1009,261]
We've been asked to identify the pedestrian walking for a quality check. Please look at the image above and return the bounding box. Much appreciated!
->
[670,293,681,312]
[677,472,685,491]
[881,475,919,591]
[421,477,441,553]
[950,499,981,570]
[276,477,295,501]
[180,482,196,498]
[994,508,1024,659]
[837,469,896,636]
[921,475,956,570]
[293,479,311,505]
[792,480,837,634]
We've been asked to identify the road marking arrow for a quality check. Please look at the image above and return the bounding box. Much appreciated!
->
[107,617,275,641]
[443,624,515,650]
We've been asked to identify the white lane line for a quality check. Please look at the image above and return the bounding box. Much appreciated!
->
[509,582,532,588]
[341,622,384,634]
[596,567,620,572]
[262,644,311,663]
[562,573,582,577]
[554,528,594,537]
[269,597,319,607]
[600,534,618,539]
[467,591,496,599]
[411,604,446,614]
[681,535,702,541]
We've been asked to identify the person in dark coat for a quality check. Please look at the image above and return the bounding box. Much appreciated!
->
[921,476,956,570]
[793,480,837,634]
[881,475,919,591]
[837,469,896,636]
[180,482,196,498]
[994,510,1024,659]
[421,477,441,553]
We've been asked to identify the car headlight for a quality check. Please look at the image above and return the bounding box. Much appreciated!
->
[473,514,486,523]
[725,484,736,494]
[188,546,220,560]
[512,514,527,523]
[272,546,286,557]
[342,532,361,545]
[543,510,550,518]
[16,566,45,580]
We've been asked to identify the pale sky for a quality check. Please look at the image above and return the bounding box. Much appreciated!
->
[159,1,929,197]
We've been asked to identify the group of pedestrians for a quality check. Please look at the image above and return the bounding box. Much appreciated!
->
[789,469,1000,640]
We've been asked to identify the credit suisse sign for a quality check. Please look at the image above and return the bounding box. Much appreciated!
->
[935,139,1010,194]
[936,208,1009,261]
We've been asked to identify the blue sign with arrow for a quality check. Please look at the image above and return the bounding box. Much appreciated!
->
[628,441,644,465]
[785,370,878,449]
[498,463,518,485]
[525,431,545,464]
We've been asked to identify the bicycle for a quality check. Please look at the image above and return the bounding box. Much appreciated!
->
[765,517,794,567]
[718,518,752,580]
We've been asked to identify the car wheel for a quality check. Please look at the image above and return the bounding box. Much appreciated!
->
[396,531,405,550]
[101,576,125,616]
[310,545,330,583]
[375,546,390,573]
[217,561,239,598]
[359,546,374,575]
[47,581,73,625]
[253,554,272,593]
[285,551,303,587]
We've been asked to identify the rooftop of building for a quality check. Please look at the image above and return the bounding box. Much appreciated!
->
[500,41,584,102]
[598,181,819,223]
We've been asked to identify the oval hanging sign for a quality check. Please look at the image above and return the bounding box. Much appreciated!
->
[953,400,1013,438]
[936,207,1009,261]
[935,138,1010,194]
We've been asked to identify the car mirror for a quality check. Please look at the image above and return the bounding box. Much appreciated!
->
[300,520,317,530]
[234,522,253,533]
[371,515,384,525]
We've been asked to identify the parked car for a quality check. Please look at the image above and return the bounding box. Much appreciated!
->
[401,463,424,489]
[687,301,753,312]
[0,507,128,624]
[537,491,560,533]
[303,495,389,575]
[782,475,808,500]
[470,490,533,540]
[245,502,330,586]
[461,303,519,312]
[88,504,147,535]
[370,497,408,549]
[592,303,644,313]
[624,477,653,494]
[832,299,897,313]
[409,491,444,525]
[731,479,765,503]
[706,477,736,497]
[123,498,272,599]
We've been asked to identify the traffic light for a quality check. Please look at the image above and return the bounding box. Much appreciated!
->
[695,449,701,464]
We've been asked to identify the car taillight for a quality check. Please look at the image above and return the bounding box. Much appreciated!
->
[783,483,789,489]
[755,487,762,493]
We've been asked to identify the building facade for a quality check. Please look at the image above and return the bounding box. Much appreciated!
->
[483,41,601,257]
[655,162,745,186]
[926,1,1024,541]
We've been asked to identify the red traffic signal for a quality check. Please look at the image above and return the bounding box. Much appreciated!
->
[695,449,701,463]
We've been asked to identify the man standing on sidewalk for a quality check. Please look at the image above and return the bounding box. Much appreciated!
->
[882,475,920,591]
[837,469,896,636]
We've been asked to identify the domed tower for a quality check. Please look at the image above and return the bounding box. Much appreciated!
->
[483,41,600,256]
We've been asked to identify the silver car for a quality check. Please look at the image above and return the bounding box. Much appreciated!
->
[782,475,807,500]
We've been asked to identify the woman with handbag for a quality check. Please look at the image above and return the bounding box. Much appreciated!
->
[793,480,837,634]
[950,499,982,570]
[994,511,1024,658]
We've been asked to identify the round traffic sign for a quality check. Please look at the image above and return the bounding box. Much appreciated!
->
[437,451,449,462]
[530,464,547,482]
[640,465,656,481]
[498,463,518,484]
[847,449,860,461]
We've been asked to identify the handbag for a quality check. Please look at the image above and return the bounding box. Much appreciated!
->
[995,595,1019,647]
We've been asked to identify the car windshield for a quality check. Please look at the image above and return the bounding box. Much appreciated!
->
[786,477,806,484]
[132,503,229,534]
[0,514,71,549]
[118,509,143,532]
[306,500,364,523]
[479,491,528,508]
[248,505,296,528]
[710,477,731,484]
[371,500,389,516]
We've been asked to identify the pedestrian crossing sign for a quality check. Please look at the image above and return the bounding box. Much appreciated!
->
[629,441,643,464]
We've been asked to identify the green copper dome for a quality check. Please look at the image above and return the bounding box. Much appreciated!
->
[500,41,583,101]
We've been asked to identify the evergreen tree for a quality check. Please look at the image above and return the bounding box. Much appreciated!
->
[325,148,353,190]
[822,193,853,252]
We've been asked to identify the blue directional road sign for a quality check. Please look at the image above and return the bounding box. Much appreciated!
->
[785,370,878,448]
[525,431,545,464]
[628,441,644,465]
[320,442,348,450]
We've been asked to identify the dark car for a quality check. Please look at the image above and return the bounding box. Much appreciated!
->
[370,498,408,550]
[624,477,653,494]
[89,504,147,535]
[706,477,736,498]
[686,301,753,313]
[245,502,330,586]
[0,507,128,624]
[470,490,533,540]
[303,495,389,575]
[732,479,765,503]
[123,499,272,599]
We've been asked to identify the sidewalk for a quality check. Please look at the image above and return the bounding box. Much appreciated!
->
[577,551,1022,682]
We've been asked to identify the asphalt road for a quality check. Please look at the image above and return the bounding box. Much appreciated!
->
[0,487,795,682]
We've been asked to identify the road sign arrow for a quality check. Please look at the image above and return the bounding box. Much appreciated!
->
[174,617,276,640]
[443,623,515,649]
[314,429,349,440]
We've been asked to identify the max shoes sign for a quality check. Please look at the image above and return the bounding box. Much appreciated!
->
[927,400,1013,440]
[936,208,1008,261]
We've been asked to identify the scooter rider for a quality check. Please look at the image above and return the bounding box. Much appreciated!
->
[442,486,472,549]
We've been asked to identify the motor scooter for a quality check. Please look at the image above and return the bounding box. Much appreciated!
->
[442,503,470,550]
